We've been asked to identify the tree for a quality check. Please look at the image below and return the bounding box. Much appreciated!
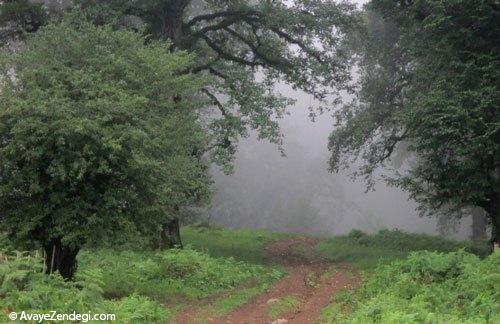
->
[0,19,210,278]
[69,0,360,245]
[329,0,499,248]
[0,0,53,44]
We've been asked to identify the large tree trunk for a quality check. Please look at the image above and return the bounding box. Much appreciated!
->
[43,239,79,280]
[157,0,189,44]
[492,208,500,252]
[161,217,183,249]
[471,207,487,241]
[485,198,500,253]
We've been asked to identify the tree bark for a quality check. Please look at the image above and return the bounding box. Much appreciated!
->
[484,197,500,253]
[43,239,79,280]
[492,207,500,252]
[161,217,183,249]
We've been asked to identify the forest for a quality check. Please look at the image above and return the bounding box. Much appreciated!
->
[0,0,498,323]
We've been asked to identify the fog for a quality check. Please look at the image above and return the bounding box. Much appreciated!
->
[198,0,478,240]
[207,80,474,240]
[27,0,475,239]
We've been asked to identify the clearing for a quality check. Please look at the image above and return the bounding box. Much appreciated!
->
[176,235,360,324]
[1,226,490,323]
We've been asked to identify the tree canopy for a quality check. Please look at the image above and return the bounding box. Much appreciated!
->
[68,0,361,170]
[0,19,210,277]
[0,0,48,42]
[0,0,362,252]
[329,0,499,245]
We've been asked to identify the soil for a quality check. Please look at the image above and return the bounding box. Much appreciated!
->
[175,236,360,324]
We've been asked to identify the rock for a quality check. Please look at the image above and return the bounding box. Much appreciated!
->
[271,319,288,324]
[266,298,279,304]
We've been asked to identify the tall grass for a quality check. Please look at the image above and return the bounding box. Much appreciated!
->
[316,229,489,270]
[78,247,284,303]
[0,244,285,323]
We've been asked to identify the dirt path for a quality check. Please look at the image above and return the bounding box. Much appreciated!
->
[176,236,359,324]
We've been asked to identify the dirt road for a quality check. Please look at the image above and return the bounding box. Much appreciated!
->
[176,236,359,324]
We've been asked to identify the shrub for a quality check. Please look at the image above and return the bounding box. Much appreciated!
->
[324,250,500,323]
[0,252,172,323]
[316,228,490,270]
[77,247,284,301]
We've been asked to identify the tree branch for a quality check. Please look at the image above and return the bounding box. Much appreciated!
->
[223,27,292,69]
[382,129,408,161]
[185,9,259,28]
[201,88,228,117]
[199,34,259,67]
[191,57,221,73]
[268,27,324,63]
[208,67,227,79]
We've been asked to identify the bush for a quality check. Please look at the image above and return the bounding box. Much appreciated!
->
[77,247,283,301]
[316,228,490,270]
[0,252,171,323]
[106,294,171,323]
[324,250,500,323]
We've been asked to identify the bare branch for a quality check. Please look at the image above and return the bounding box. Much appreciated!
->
[208,67,227,79]
[223,27,291,69]
[201,88,228,117]
[382,129,408,161]
[199,34,259,67]
[185,10,259,28]
[268,27,324,63]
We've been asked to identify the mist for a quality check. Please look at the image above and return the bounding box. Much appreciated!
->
[206,81,474,239]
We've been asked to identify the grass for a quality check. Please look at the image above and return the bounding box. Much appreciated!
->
[78,247,283,303]
[321,250,500,323]
[182,225,293,264]
[0,252,173,323]
[315,228,489,270]
[0,239,285,323]
[1,226,494,323]
[318,229,494,323]
[194,282,274,323]
[268,295,301,319]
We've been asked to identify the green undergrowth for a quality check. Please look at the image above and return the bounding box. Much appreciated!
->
[316,229,489,270]
[193,280,279,323]
[0,244,284,323]
[268,295,301,319]
[78,247,283,302]
[182,225,293,264]
[0,252,172,323]
[321,250,500,323]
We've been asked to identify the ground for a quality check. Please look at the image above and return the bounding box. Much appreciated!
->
[176,235,360,324]
[0,227,491,323]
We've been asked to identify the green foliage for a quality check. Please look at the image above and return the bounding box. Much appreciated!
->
[0,0,49,42]
[0,253,172,323]
[0,239,284,322]
[182,225,292,263]
[329,0,500,233]
[268,295,301,319]
[316,229,489,270]
[105,293,172,323]
[323,250,500,323]
[77,247,283,302]
[73,0,360,170]
[206,286,266,316]
[0,19,210,249]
